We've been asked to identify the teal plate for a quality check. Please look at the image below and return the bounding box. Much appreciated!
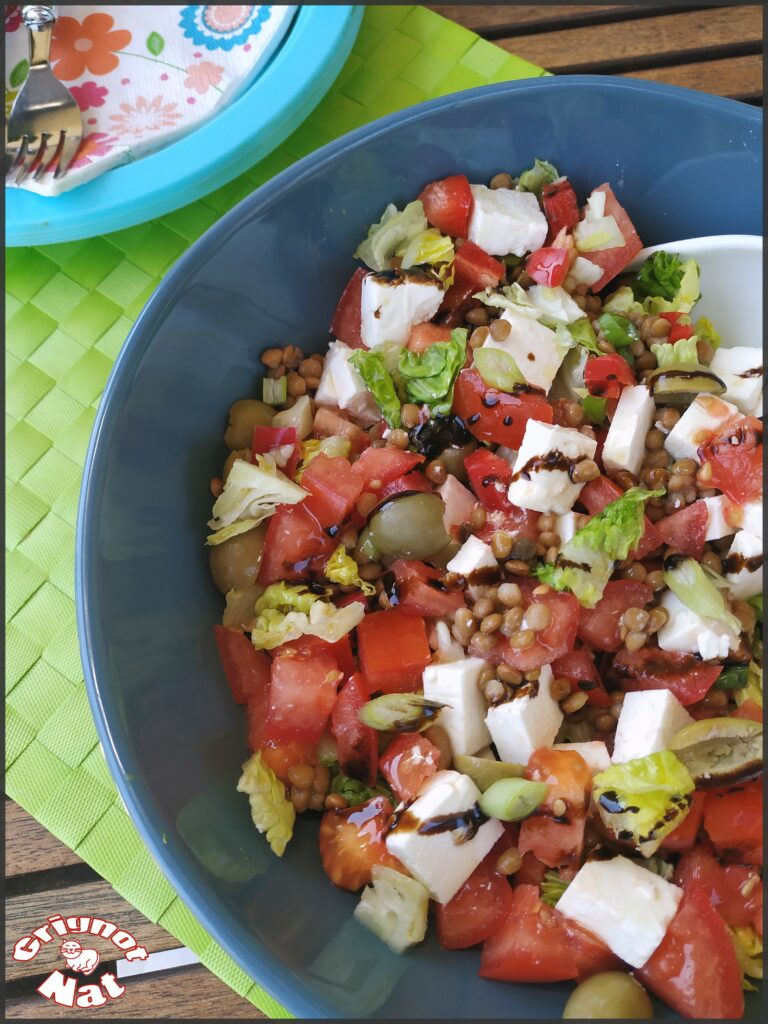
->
[6,5,362,247]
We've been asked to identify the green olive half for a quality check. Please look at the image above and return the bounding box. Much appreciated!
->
[209,523,267,593]
[368,492,450,559]
[224,399,274,450]
[563,972,654,1019]
[439,441,478,484]
[669,717,762,787]
[647,366,725,407]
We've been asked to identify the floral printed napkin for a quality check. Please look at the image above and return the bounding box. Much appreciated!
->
[4,4,296,195]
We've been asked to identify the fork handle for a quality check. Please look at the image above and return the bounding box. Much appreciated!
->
[22,5,56,67]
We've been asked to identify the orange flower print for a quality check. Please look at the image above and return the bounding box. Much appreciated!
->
[183,61,225,95]
[51,13,132,81]
[109,96,183,138]
[70,132,120,169]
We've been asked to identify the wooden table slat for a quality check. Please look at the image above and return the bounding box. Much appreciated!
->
[491,6,762,72]
[430,4,645,33]
[5,803,83,877]
[621,53,763,100]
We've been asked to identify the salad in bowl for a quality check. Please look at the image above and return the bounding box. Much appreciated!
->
[206,159,763,1020]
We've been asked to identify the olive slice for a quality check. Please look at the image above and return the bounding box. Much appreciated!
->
[368,492,450,559]
[647,364,726,406]
[669,717,763,787]
[454,753,524,791]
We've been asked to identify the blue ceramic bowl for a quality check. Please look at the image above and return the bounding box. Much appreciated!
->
[77,77,762,1020]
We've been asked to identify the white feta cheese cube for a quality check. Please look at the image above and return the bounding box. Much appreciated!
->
[602,385,655,476]
[612,689,693,764]
[483,308,570,393]
[360,272,442,349]
[485,664,563,765]
[467,185,547,257]
[709,346,764,416]
[508,421,597,514]
[664,395,741,463]
[446,535,498,577]
[564,256,603,291]
[703,495,737,542]
[315,340,381,426]
[386,770,504,904]
[552,741,611,776]
[726,529,763,600]
[422,658,491,756]
[555,512,580,546]
[556,856,683,968]
[657,590,740,661]
[525,285,584,325]
[740,501,764,540]
[437,474,476,535]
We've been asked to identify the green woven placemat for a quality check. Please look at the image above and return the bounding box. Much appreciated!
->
[5,6,544,1015]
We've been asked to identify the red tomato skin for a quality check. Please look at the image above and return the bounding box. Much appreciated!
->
[613,647,723,706]
[584,353,636,400]
[257,503,337,586]
[440,241,504,318]
[578,475,661,558]
[525,247,570,287]
[350,447,425,487]
[419,173,473,237]
[389,559,466,618]
[637,884,744,1020]
[732,697,762,723]
[518,749,592,869]
[301,453,364,529]
[661,791,706,852]
[214,625,271,705]
[436,846,514,950]
[318,796,402,891]
[479,885,577,982]
[675,843,763,928]
[668,323,695,343]
[260,738,318,782]
[577,580,654,653]
[378,471,433,501]
[700,415,763,505]
[542,179,580,241]
[550,647,611,707]
[475,505,540,545]
[581,184,643,292]
[274,633,356,679]
[656,500,708,559]
[264,650,339,744]
[464,447,513,511]
[379,733,441,803]
[357,609,432,694]
[331,673,378,786]
[453,369,554,449]
[407,321,453,353]
[703,783,762,864]
[478,589,579,671]
[330,268,367,348]
[251,426,299,476]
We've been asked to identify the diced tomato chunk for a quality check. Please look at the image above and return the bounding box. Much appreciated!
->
[407,321,453,353]
[260,738,318,782]
[661,791,706,852]
[379,733,441,803]
[475,505,540,545]
[378,470,432,500]
[550,647,611,707]
[214,625,271,705]
[464,447,513,511]
[584,354,635,400]
[350,447,425,487]
[331,673,378,786]
[580,184,643,293]
[577,580,654,653]
[251,426,299,476]
[542,178,580,242]
[330,267,367,348]
[637,884,743,1020]
[419,173,473,238]
[453,369,554,449]
[668,322,695,343]
[703,782,762,864]
[257,503,337,586]
[525,246,570,287]
[436,843,514,950]
[264,650,340,743]
[440,241,504,320]
[476,589,579,671]
[656,500,708,559]
[578,475,661,558]
[732,697,762,722]
[389,559,465,618]
[613,646,723,706]
[699,415,763,505]
[318,796,402,891]
[675,843,763,928]
[518,749,592,869]
[357,609,431,694]
[273,633,356,679]
[301,453,364,529]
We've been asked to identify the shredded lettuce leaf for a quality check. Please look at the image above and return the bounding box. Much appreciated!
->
[207,457,307,535]
[574,191,624,253]
[632,250,686,302]
[473,346,525,391]
[663,558,742,635]
[396,228,454,270]
[474,282,543,318]
[354,201,427,272]
[250,585,365,651]
[642,259,700,315]
[262,376,287,406]
[651,335,700,369]
[237,752,295,856]
[516,158,559,197]
[397,328,466,415]
[541,871,569,907]
[696,315,721,350]
[729,924,763,990]
[349,349,402,428]
[206,517,264,546]
[593,751,695,857]
[354,865,429,953]
[567,317,601,355]
[601,286,644,317]
[325,544,376,596]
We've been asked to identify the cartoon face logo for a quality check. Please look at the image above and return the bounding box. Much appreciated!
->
[59,940,100,975]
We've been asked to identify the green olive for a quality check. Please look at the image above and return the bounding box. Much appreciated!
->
[224,399,274,450]
[368,493,450,559]
[439,440,478,484]
[428,538,462,570]
[355,526,381,565]
[669,716,762,787]
[563,972,654,1019]
[209,523,267,593]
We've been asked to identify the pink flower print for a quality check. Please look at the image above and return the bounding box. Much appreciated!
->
[5,6,22,32]
[109,95,183,138]
[70,132,119,168]
[183,60,224,95]
[70,81,108,112]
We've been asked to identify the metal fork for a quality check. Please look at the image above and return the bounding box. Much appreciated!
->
[5,5,83,185]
